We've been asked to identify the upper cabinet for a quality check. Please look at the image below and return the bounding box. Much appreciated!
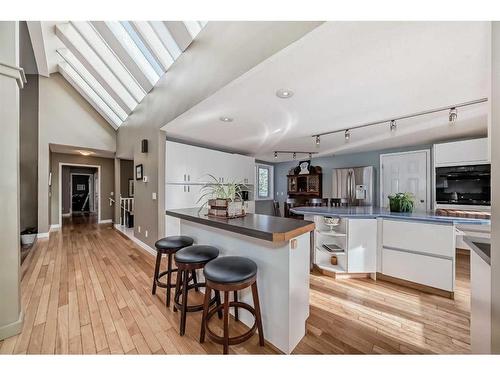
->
[166,140,255,185]
[434,138,490,167]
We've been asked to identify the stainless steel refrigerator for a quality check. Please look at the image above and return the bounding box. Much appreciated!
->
[331,166,374,206]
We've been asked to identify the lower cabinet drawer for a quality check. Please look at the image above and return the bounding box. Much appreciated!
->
[381,248,454,291]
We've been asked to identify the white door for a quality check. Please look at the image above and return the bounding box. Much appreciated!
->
[380,150,430,210]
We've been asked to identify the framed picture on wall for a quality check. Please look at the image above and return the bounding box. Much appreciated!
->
[128,179,134,197]
[135,164,143,180]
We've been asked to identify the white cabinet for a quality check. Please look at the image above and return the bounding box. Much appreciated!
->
[381,220,455,292]
[434,138,489,166]
[166,140,255,184]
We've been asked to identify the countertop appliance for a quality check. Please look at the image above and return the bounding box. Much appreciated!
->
[435,164,490,206]
[331,166,374,206]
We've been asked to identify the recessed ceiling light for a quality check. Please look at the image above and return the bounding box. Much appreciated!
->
[276,89,294,99]
[78,150,95,156]
[219,116,234,123]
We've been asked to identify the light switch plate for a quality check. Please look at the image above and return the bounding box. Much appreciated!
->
[143,176,148,183]
[152,192,157,200]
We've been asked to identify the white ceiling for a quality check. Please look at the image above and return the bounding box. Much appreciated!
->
[162,21,490,161]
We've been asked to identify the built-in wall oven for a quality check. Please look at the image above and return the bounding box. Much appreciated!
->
[435,164,491,206]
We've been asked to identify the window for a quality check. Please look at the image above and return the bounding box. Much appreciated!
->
[256,163,274,200]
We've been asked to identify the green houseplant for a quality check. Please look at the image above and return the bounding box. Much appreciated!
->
[388,192,415,213]
[196,174,247,217]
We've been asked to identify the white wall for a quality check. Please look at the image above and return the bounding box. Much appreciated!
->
[37,73,116,234]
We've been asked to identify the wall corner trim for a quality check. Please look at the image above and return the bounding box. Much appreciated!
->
[37,232,49,239]
[0,62,27,88]
[0,310,24,340]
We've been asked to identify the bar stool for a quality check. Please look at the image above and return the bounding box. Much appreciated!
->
[174,245,221,336]
[200,256,264,354]
[152,236,194,307]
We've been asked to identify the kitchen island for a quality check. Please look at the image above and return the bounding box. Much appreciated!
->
[291,206,489,298]
[165,208,315,354]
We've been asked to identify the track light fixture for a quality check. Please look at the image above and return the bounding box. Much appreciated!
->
[315,135,320,145]
[449,107,458,123]
[273,151,318,160]
[344,129,351,140]
[390,120,397,132]
[310,98,486,142]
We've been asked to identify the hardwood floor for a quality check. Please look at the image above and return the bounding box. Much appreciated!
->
[0,216,471,354]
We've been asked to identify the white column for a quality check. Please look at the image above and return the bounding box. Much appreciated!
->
[491,21,500,354]
[0,21,23,339]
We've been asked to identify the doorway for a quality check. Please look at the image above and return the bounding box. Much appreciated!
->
[71,173,94,214]
[59,163,101,226]
[380,150,431,210]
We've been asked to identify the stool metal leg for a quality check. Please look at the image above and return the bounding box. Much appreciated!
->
[223,291,230,354]
[152,251,162,295]
[200,286,211,343]
[251,281,265,346]
[166,253,173,307]
[180,270,189,336]
[233,291,239,321]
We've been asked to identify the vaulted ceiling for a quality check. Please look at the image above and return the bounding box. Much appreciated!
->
[27,21,206,129]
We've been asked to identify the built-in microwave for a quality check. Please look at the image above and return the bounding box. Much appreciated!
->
[435,164,491,206]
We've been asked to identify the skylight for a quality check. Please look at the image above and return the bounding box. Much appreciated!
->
[55,21,206,128]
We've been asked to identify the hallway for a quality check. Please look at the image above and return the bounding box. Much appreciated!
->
[0,220,471,354]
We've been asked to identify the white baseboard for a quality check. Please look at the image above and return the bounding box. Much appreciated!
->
[0,310,24,340]
[114,224,155,256]
[62,213,71,217]
[99,219,113,224]
[37,232,49,239]
[50,224,61,231]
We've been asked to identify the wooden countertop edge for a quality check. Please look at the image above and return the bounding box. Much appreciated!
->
[166,210,315,243]
[272,222,316,242]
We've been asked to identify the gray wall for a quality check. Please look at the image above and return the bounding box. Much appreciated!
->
[50,153,115,225]
[38,73,116,234]
[20,74,38,231]
[120,159,134,197]
[273,144,432,208]
[116,22,321,248]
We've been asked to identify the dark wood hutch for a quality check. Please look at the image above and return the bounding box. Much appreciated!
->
[286,164,323,216]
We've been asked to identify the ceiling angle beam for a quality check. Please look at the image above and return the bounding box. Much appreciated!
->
[130,21,174,71]
[162,21,195,52]
[58,61,120,130]
[91,21,156,92]
[26,21,50,77]
[56,22,136,114]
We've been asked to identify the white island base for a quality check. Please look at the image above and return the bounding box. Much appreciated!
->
[179,220,311,354]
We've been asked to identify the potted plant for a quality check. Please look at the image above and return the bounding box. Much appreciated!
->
[197,174,248,218]
[388,192,415,213]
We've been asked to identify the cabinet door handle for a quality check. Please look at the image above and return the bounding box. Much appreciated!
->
[188,186,190,192]
[188,174,190,182]
[183,185,186,192]
[184,174,186,181]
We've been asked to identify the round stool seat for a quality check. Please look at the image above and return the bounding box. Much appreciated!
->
[175,245,219,264]
[204,256,257,284]
[155,236,193,252]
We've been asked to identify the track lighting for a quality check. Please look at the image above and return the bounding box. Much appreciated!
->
[449,107,457,123]
[344,129,351,140]
[274,151,318,159]
[390,120,397,132]
[274,151,278,159]
[310,98,486,141]
[293,152,296,159]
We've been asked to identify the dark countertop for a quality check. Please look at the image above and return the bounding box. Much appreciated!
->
[165,208,315,242]
[290,206,491,225]
[464,236,491,265]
